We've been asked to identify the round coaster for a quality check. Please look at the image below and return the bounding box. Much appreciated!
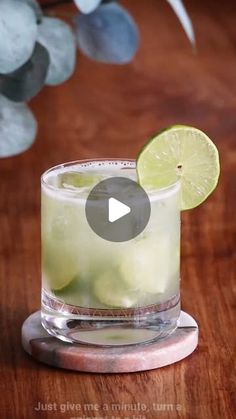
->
[21,311,198,373]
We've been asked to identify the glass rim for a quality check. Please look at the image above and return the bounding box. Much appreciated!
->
[41,158,181,194]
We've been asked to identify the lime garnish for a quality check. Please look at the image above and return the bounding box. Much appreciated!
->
[137,125,220,210]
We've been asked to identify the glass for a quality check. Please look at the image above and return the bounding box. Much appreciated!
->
[41,159,181,346]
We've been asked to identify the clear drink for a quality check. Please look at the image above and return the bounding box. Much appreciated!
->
[41,159,181,346]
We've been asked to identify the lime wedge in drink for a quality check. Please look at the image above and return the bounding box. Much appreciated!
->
[43,239,80,290]
[137,125,220,210]
[58,171,101,189]
[54,276,92,306]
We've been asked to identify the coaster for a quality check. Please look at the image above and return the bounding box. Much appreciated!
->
[21,311,198,373]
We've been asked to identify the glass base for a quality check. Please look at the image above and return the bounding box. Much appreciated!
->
[41,290,180,347]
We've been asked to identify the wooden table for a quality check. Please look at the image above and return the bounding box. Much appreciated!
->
[0,0,235,418]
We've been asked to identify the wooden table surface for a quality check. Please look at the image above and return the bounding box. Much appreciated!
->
[0,0,235,418]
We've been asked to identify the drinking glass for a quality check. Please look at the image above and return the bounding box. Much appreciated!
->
[41,159,181,346]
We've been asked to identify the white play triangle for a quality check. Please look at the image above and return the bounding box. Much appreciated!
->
[108,197,131,223]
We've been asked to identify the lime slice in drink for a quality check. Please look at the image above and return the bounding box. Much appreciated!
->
[43,239,80,290]
[93,272,139,308]
[54,276,92,306]
[54,276,81,303]
[137,125,220,210]
[58,171,101,189]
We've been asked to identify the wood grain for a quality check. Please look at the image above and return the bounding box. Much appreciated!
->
[0,0,235,418]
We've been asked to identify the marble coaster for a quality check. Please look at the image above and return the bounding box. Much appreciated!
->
[21,311,198,373]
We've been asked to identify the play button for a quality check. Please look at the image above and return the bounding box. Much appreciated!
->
[85,177,151,242]
[108,198,131,223]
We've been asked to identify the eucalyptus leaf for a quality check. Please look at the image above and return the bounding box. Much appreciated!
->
[38,17,76,86]
[75,3,139,64]
[0,95,37,158]
[166,0,195,45]
[0,43,50,103]
[0,0,38,74]
[19,0,43,24]
[74,0,102,14]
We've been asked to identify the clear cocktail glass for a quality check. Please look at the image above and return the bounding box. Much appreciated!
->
[41,159,181,346]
